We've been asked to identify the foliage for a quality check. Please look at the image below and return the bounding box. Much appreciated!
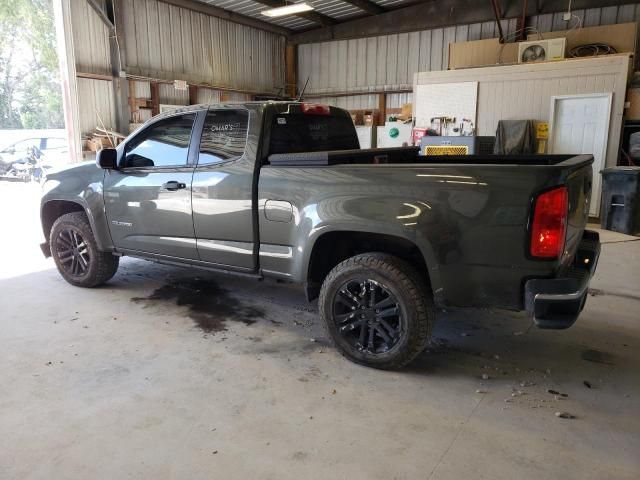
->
[0,0,63,129]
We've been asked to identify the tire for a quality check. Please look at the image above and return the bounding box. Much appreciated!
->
[319,253,434,370]
[50,211,119,287]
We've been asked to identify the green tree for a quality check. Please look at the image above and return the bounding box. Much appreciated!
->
[0,0,63,129]
[0,0,24,127]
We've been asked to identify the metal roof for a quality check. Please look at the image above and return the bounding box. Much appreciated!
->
[195,0,419,31]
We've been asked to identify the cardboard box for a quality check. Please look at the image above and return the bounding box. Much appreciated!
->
[88,136,118,152]
[351,112,364,126]
[400,103,412,119]
[627,88,640,120]
[449,38,519,69]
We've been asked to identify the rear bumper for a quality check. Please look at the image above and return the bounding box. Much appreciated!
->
[524,230,600,329]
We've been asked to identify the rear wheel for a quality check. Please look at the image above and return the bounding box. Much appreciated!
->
[319,253,433,370]
[50,212,119,287]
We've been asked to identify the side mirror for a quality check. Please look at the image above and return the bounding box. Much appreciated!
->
[96,148,118,169]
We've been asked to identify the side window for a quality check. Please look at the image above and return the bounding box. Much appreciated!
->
[4,138,40,154]
[44,138,67,151]
[198,109,249,165]
[124,114,195,168]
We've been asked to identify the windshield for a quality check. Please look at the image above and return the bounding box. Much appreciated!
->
[268,114,359,155]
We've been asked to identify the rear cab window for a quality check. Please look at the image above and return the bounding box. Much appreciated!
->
[268,112,359,156]
[198,109,249,165]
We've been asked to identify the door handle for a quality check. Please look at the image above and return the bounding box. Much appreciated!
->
[162,181,186,191]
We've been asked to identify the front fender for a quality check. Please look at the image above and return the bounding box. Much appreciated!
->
[40,162,113,251]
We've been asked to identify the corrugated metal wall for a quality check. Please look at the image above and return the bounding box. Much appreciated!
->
[122,0,285,93]
[71,0,111,75]
[300,3,640,109]
[197,88,221,104]
[529,4,640,31]
[76,78,116,135]
[67,1,640,139]
[68,0,286,138]
[307,92,413,110]
[70,0,114,135]
[298,18,520,96]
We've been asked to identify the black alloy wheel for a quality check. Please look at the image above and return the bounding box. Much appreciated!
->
[49,211,119,287]
[333,278,405,355]
[55,227,91,277]
[319,253,434,369]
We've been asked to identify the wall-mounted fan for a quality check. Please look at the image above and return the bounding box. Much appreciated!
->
[521,44,546,62]
[517,38,566,64]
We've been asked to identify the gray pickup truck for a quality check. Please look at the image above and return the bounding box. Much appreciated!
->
[40,102,600,369]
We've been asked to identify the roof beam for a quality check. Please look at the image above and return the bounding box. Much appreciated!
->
[255,1,337,26]
[86,0,114,30]
[158,0,290,36]
[291,0,640,43]
[341,0,385,15]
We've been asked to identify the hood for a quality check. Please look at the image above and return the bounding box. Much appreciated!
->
[42,161,105,197]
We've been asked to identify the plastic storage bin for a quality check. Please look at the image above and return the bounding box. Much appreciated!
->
[600,167,640,235]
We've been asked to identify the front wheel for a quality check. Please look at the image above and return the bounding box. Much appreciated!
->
[50,212,119,287]
[319,253,434,370]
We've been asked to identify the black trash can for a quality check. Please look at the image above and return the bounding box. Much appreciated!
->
[600,167,640,235]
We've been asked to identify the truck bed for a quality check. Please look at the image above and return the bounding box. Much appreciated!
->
[267,146,579,167]
[260,147,594,311]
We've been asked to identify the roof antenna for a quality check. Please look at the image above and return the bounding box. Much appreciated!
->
[297,77,310,102]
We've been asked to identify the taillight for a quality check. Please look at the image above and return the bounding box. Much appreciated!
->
[301,103,330,115]
[530,186,568,259]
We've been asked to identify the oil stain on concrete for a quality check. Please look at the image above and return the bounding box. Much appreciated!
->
[131,278,265,333]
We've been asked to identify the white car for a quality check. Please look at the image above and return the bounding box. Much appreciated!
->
[0,136,69,178]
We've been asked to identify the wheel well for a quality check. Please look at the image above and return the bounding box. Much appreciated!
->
[41,200,85,241]
[306,231,430,300]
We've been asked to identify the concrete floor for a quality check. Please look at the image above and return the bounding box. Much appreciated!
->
[1,181,639,479]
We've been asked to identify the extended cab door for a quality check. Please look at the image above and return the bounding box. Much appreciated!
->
[103,112,200,260]
[191,107,256,271]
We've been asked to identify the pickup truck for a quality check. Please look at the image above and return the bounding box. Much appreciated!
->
[40,102,600,369]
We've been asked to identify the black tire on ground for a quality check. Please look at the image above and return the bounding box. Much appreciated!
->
[318,253,434,370]
[49,211,119,287]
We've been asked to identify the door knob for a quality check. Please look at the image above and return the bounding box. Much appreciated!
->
[162,181,186,191]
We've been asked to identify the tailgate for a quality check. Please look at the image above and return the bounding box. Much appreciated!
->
[561,159,593,270]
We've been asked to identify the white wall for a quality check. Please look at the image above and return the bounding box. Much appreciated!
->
[413,55,631,169]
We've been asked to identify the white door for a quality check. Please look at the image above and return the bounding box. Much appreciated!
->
[549,94,612,216]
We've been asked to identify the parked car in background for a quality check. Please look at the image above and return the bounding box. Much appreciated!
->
[0,135,68,179]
